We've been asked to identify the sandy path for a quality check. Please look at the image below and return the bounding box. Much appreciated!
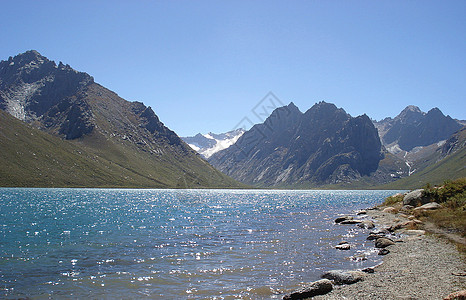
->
[312,210,466,300]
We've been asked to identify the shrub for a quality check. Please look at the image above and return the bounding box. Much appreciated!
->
[423,178,466,204]
[383,193,404,206]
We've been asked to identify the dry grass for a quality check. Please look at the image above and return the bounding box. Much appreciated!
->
[382,193,404,206]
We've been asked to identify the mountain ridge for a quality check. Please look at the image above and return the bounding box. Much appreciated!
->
[208,101,383,187]
[0,50,243,188]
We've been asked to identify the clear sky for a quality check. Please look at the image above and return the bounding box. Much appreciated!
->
[1,1,465,136]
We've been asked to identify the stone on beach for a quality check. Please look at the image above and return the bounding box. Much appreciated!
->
[322,270,366,285]
[378,248,390,255]
[382,207,397,213]
[403,189,431,206]
[443,290,466,300]
[413,202,442,211]
[282,279,333,299]
[375,237,395,248]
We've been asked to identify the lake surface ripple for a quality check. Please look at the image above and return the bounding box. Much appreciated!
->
[0,189,401,299]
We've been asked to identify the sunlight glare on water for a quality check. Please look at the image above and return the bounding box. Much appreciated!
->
[0,188,401,299]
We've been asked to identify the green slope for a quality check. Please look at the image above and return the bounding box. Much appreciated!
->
[0,110,243,188]
[380,146,466,189]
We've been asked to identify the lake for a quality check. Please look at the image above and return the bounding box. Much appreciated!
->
[0,189,401,299]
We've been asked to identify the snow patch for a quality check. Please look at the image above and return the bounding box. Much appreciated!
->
[437,140,446,147]
[201,131,244,158]
[188,144,200,151]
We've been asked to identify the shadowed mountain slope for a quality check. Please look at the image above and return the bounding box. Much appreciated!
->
[0,50,242,188]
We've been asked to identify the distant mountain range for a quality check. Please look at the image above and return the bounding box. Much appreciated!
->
[0,50,242,188]
[182,129,245,158]
[1,50,464,189]
[206,102,465,188]
[208,102,383,187]
[374,105,463,152]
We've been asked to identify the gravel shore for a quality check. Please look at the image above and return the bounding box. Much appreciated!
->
[312,209,466,300]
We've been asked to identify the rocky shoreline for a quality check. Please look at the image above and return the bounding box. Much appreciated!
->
[282,198,466,299]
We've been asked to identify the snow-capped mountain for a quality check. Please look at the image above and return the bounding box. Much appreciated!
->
[182,129,245,158]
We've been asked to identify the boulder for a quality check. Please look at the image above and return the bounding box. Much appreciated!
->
[335,243,351,250]
[375,237,395,248]
[413,202,442,211]
[356,210,367,215]
[340,219,363,225]
[322,270,365,285]
[335,216,353,223]
[443,290,466,300]
[361,267,375,273]
[350,254,367,262]
[403,189,430,206]
[282,279,333,299]
[357,220,375,229]
[378,248,390,255]
[382,207,397,213]
[367,233,385,241]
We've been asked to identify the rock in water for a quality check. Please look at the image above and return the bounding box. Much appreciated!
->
[282,279,333,299]
[357,220,375,229]
[334,216,353,223]
[340,219,363,224]
[322,270,365,285]
[335,243,351,250]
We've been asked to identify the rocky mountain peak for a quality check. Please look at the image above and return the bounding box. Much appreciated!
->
[0,50,94,122]
[394,105,424,124]
[209,101,383,186]
[377,105,463,152]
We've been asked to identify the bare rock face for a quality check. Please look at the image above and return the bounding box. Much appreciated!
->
[209,102,383,186]
[403,189,431,206]
[0,50,93,122]
[374,105,463,151]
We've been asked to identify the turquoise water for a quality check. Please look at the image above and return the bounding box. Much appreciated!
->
[0,189,400,299]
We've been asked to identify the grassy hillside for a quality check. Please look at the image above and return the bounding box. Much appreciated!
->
[380,146,466,189]
[0,110,243,188]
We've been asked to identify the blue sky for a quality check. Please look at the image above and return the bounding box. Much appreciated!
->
[1,1,465,136]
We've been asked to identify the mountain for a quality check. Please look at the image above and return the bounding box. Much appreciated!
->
[374,105,463,152]
[208,102,383,187]
[381,126,466,189]
[182,129,245,158]
[0,50,242,188]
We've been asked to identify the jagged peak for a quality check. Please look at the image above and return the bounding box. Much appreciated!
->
[287,101,300,112]
[2,50,94,82]
[426,107,444,116]
[305,101,348,118]
[394,105,425,123]
[10,50,51,66]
